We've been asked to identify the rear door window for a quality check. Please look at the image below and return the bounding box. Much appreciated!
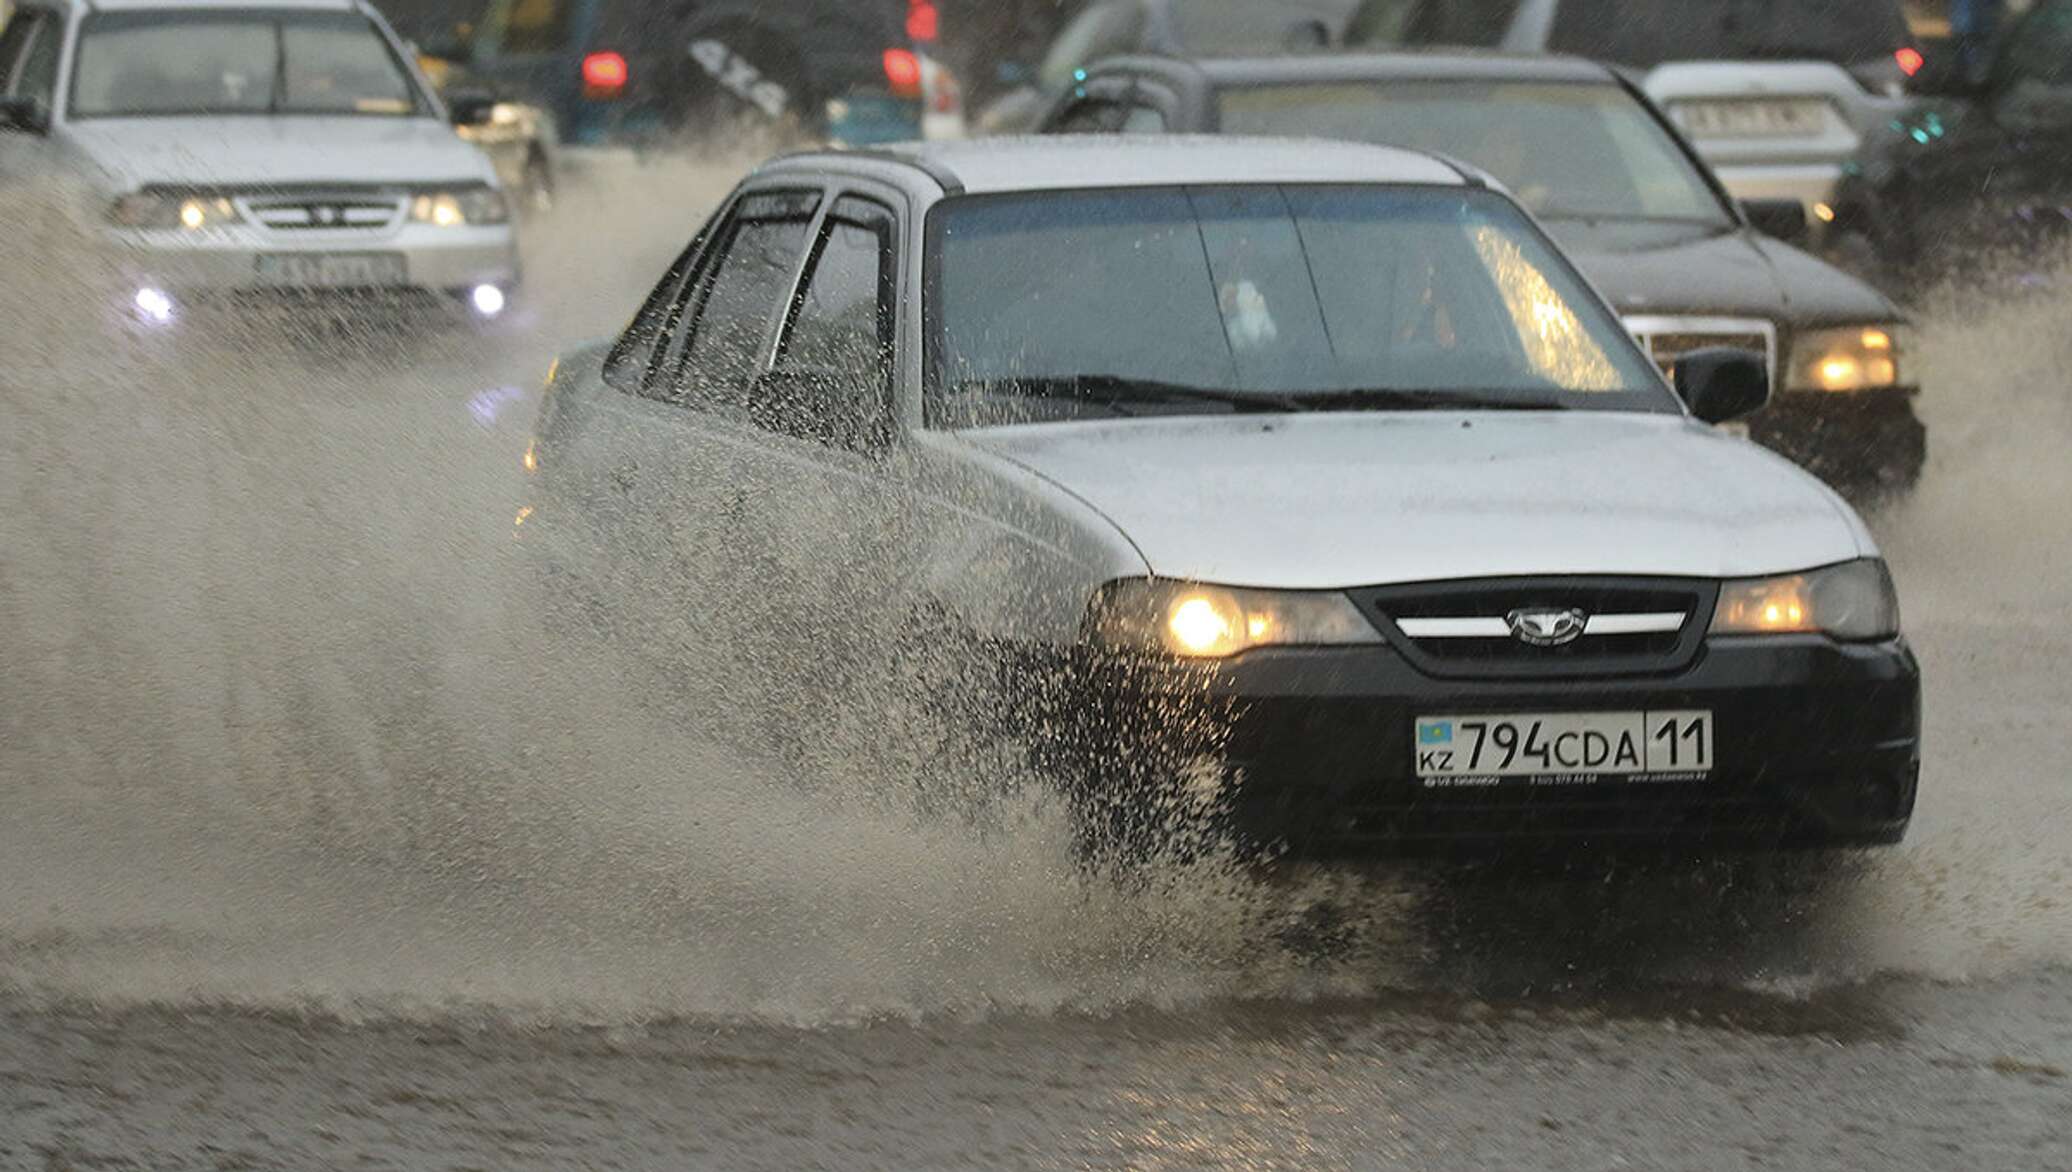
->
[1546,0,1910,67]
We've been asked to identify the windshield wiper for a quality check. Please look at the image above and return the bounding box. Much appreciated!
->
[953,374,1301,415]
[1285,388,1578,412]
[1537,210,1731,228]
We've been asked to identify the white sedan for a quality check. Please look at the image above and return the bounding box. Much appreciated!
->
[0,0,520,326]
[521,137,1921,857]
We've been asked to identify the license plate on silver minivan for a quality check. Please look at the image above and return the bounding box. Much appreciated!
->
[254,252,406,288]
[1414,711,1714,787]
[1678,99,1828,139]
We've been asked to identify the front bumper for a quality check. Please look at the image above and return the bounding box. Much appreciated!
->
[109,222,521,303]
[1750,386,1927,490]
[1076,635,1920,854]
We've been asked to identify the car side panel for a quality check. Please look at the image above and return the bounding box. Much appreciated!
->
[902,433,1150,647]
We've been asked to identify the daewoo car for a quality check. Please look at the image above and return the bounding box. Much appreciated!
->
[0,0,520,327]
[521,138,1921,856]
[1043,53,1927,493]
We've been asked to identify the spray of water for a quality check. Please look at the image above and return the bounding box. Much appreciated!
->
[1,157,2067,1024]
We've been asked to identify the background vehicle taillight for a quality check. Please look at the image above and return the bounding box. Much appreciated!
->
[581,51,629,100]
[906,0,939,43]
[883,48,923,98]
[1895,47,1924,77]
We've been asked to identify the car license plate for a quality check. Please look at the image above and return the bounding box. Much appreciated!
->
[1678,99,1827,139]
[1414,711,1714,788]
[254,253,407,288]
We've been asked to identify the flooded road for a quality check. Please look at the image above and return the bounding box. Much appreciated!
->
[1,158,2069,1169]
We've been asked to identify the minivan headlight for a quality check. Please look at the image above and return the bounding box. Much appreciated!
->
[1787,325,1906,392]
[1089,580,1382,659]
[1710,559,1901,641]
[411,186,511,226]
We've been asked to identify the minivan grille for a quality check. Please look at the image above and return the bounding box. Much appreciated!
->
[1357,578,1718,680]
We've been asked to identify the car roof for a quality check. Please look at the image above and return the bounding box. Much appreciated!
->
[1144,51,1622,88]
[781,135,1469,195]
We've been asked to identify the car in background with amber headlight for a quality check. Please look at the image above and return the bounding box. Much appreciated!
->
[0,0,521,327]
[1040,53,1927,496]
[521,137,1921,859]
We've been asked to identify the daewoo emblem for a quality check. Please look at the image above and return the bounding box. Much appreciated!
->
[314,206,342,226]
[1507,607,1589,647]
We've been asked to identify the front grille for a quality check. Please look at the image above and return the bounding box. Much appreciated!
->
[245,192,403,231]
[1356,577,1718,680]
[1624,315,1777,388]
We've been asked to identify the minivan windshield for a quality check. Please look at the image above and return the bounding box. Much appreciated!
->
[927,185,1671,427]
[1217,81,1731,225]
[70,9,424,118]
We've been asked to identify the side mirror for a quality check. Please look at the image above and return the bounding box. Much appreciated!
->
[1674,347,1770,425]
[1283,19,1332,51]
[751,366,893,455]
[446,89,498,127]
[1741,198,1809,246]
[0,96,51,135]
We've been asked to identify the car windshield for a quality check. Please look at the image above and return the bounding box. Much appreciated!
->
[1217,81,1731,226]
[69,9,423,118]
[927,185,1671,427]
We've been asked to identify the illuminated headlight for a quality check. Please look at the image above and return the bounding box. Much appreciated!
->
[410,186,510,227]
[1787,325,1906,392]
[1089,580,1382,659]
[1710,559,1901,641]
[109,193,242,230]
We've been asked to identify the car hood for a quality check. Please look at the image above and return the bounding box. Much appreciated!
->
[61,116,495,189]
[1544,220,1898,326]
[957,412,1869,589]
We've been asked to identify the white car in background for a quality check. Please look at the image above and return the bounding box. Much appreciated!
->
[0,0,520,327]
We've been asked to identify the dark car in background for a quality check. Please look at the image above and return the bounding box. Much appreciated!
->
[1344,0,1925,253]
[1042,52,1928,492]
[1830,0,2072,291]
[387,0,941,147]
